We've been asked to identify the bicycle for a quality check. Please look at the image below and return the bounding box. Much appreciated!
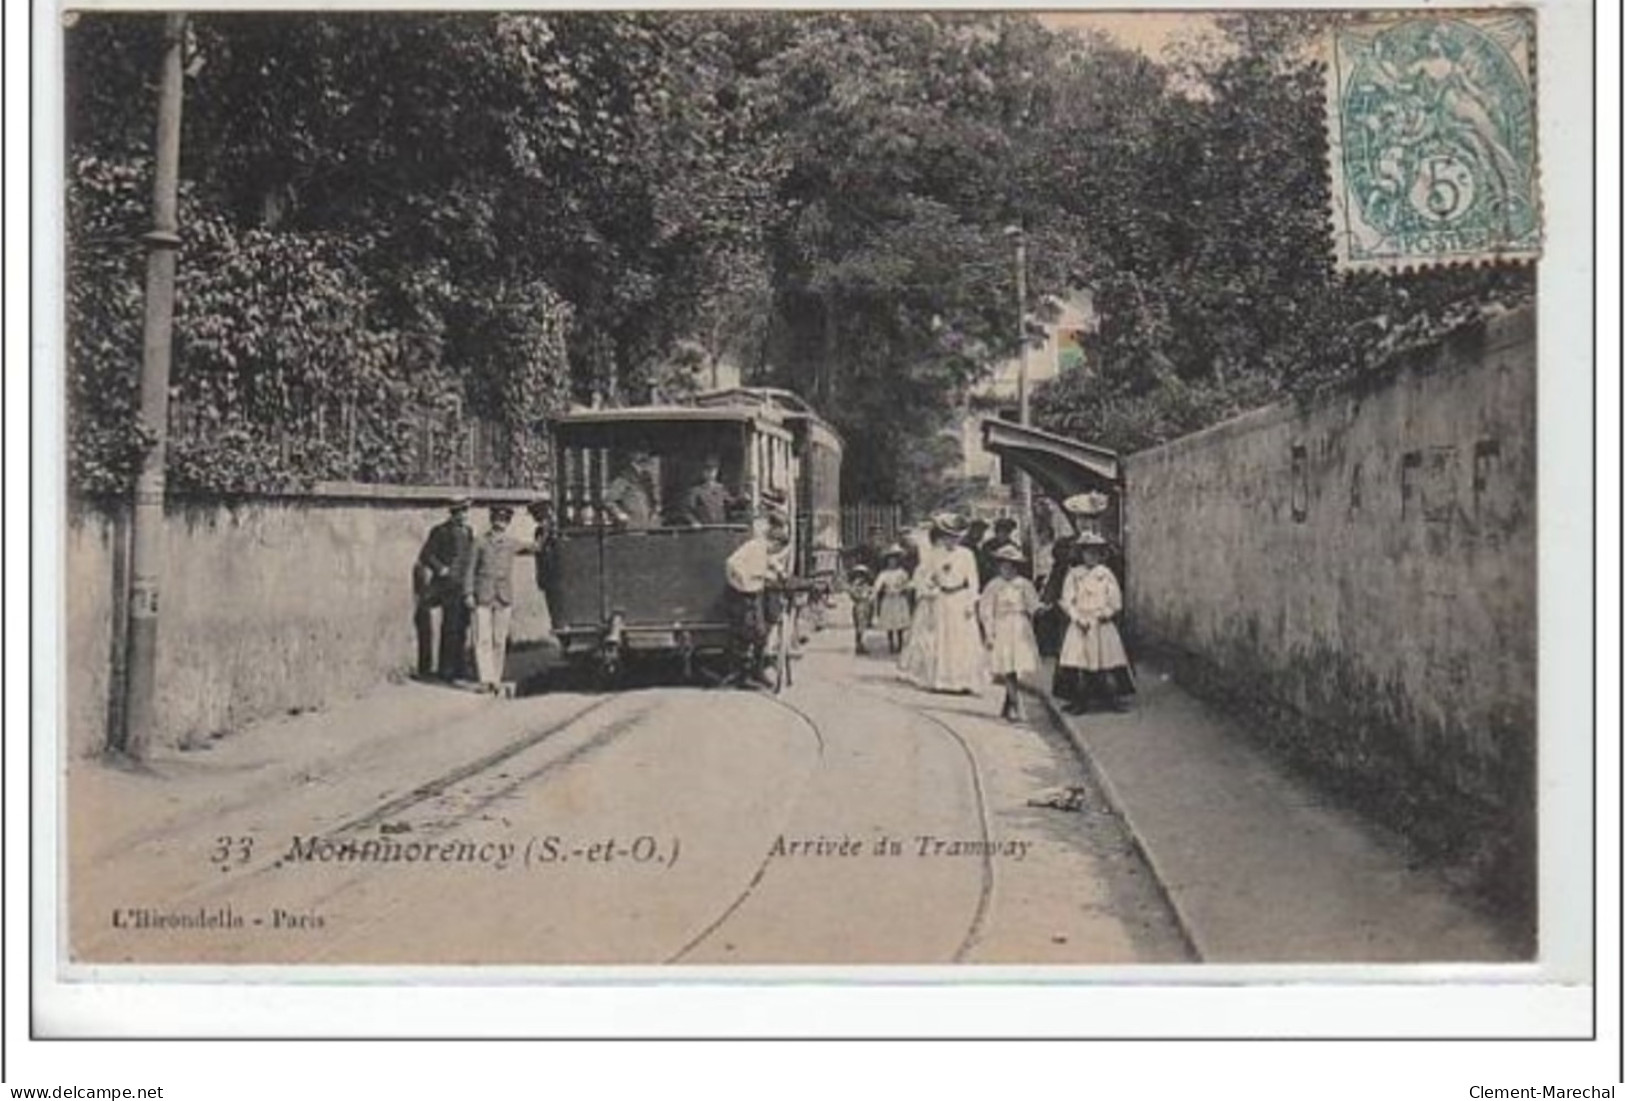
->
[763,577,817,693]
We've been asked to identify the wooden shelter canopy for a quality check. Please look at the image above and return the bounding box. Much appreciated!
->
[979,418,1121,503]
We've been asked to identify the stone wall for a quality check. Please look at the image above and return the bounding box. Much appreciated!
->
[64,486,551,758]
[1123,307,1536,923]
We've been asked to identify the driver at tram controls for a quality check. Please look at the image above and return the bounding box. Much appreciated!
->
[603,450,657,529]
[724,515,790,684]
[682,454,735,526]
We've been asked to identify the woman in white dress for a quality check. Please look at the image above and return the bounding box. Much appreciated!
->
[978,544,1041,721]
[896,527,939,686]
[922,513,986,695]
[1056,532,1134,714]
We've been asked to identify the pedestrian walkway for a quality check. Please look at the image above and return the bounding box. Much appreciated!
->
[1028,657,1520,963]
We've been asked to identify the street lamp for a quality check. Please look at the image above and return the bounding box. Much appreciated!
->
[115,12,187,760]
[1003,224,1033,551]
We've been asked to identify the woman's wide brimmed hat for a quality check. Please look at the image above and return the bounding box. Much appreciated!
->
[992,544,1026,563]
[883,543,906,558]
[930,511,969,538]
[1075,531,1109,547]
[849,564,873,579]
[1063,491,1111,517]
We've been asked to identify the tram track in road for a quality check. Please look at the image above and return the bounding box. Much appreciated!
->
[844,682,999,963]
[664,690,827,964]
[77,692,644,949]
[77,686,537,867]
[666,678,997,965]
[295,683,831,965]
[329,694,622,836]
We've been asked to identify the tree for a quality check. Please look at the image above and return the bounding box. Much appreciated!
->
[65,12,784,493]
[1031,12,1535,453]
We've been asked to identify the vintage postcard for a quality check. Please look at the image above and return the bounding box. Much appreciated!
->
[39,1,1595,1039]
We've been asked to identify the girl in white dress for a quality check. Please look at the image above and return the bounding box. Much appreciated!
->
[978,544,1041,721]
[923,513,986,695]
[1057,533,1134,714]
[872,547,913,653]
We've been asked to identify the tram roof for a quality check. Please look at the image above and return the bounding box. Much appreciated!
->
[692,387,844,448]
[555,404,786,427]
[693,387,817,416]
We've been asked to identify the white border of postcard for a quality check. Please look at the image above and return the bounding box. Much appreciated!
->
[21,0,1609,1051]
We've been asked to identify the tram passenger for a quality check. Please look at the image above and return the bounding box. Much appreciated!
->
[413,495,475,681]
[682,454,734,525]
[465,504,521,694]
[604,450,658,529]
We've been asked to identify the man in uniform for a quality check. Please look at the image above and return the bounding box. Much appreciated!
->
[414,495,475,680]
[464,504,521,693]
[604,450,658,529]
[682,454,733,525]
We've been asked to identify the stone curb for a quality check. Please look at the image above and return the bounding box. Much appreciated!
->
[1023,680,1207,964]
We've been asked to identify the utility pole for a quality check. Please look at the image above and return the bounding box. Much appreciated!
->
[1005,225,1034,551]
[112,12,186,759]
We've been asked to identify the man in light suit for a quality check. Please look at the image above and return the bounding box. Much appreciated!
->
[464,504,521,693]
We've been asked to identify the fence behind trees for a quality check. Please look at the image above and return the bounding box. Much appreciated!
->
[164,397,549,492]
[840,502,903,551]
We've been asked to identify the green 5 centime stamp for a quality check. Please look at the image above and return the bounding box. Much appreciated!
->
[1326,12,1539,270]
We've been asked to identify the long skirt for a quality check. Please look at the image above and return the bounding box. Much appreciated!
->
[925,590,986,693]
[898,595,937,685]
[1059,618,1130,672]
[1056,617,1135,706]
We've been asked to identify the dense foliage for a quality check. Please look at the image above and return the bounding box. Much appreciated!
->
[66,11,1532,501]
[1030,14,1534,453]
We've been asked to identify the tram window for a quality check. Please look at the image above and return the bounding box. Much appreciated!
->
[557,427,755,528]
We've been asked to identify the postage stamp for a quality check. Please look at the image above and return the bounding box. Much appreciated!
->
[1325,11,1540,271]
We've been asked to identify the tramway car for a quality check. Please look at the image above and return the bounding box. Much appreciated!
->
[544,393,842,684]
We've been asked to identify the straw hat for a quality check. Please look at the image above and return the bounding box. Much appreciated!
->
[930,511,969,539]
[1075,531,1108,547]
[991,544,1026,563]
